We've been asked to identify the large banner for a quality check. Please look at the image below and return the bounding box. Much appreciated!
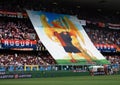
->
[27,10,110,65]
[1,39,36,50]
[94,44,117,52]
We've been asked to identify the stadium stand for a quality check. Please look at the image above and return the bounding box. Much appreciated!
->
[0,0,119,77]
[84,24,120,52]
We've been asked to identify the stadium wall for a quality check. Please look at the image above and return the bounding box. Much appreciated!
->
[1,70,120,79]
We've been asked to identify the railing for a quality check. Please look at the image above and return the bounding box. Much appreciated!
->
[0,64,119,72]
[0,65,90,72]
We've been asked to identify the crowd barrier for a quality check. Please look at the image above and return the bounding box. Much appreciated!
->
[0,65,90,79]
[0,65,119,79]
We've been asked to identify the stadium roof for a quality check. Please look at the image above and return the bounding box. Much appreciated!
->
[45,0,120,10]
[41,0,120,13]
[0,0,120,15]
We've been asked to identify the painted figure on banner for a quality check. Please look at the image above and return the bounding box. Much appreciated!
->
[40,15,96,63]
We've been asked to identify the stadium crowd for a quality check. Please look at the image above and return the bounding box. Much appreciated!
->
[105,55,120,65]
[0,52,56,66]
[0,17,35,40]
[84,26,120,48]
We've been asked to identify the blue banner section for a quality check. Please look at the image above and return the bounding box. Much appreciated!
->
[1,40,36,49]
[95,44,116,52]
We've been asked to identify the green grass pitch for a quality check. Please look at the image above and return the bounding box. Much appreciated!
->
[0,75,120,85]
